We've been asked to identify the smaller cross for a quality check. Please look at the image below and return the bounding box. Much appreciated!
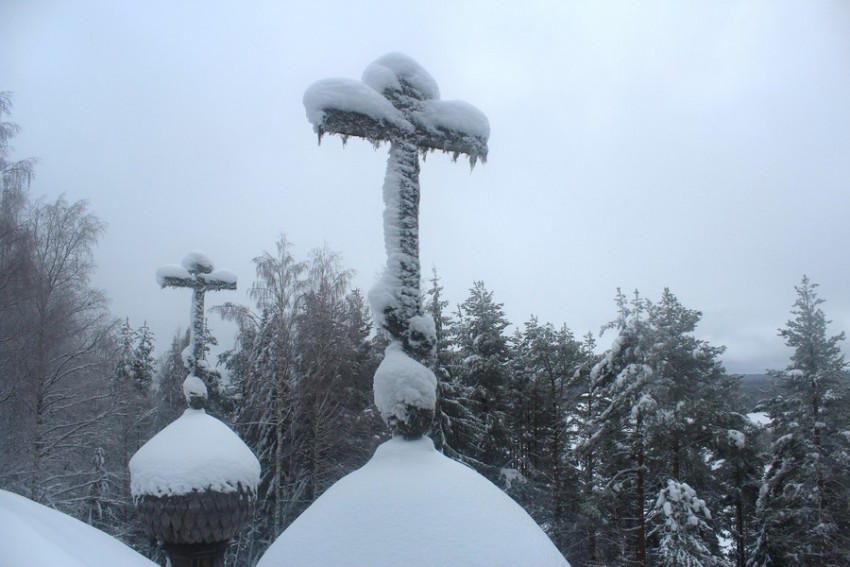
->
[157,251,236,408]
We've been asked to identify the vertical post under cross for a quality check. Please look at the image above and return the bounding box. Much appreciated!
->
[156,251,237,409]
[304,53,489,438]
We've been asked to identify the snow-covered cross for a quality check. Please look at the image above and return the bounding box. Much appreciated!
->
[156,252,236,408]
[304,53,489,437]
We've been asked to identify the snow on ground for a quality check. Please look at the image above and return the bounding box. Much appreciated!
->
[129,408,260,498]
[258,436,569,567]
[0,489,156,567]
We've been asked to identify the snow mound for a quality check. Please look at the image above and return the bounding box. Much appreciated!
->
[257,437,569,567]
[182,251,214,273]
[156,264,191,286]
[413,98,490,141]
[362,52,440,100]
[373,342,437,423]
[129,409,260,498]
[0,489,156,567]
[304,78,413,135]
[182,373,208,402]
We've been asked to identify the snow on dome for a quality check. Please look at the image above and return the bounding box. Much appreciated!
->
[130,409,260,498]
[304,78,414,135]
[257,437,569,567]
[182,251,214,274]
[0,489,156,567]
[373,342,437,424]
[156,264,191,287]
[362,52,440,100]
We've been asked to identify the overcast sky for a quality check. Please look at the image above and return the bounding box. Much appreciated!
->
[2,0,848,374]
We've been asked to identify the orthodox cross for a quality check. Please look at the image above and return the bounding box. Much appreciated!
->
[157,251,236,408]
[304,53,488,437]
[304,53,489,362]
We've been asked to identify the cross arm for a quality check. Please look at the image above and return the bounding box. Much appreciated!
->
[410,100,489,166]
[304,78,414,145]
[198,269,237,292]
[156,265,195,289]
[155,265,237,291]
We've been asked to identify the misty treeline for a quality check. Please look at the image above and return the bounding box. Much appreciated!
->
[2,95,850,567]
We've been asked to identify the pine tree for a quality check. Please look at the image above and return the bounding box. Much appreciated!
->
[713,413,765,567]
[576,289,731,566]
[749,276,850,566]
[509,317,589,550]
[133,322,155,394]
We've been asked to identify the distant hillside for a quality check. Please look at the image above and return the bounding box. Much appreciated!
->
[738,373,773,411]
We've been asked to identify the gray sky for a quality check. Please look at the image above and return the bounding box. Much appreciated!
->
[2,0,849,374]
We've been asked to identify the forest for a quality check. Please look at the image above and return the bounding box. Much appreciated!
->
[2,93,849,567]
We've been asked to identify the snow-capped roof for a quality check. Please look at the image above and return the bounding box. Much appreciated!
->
[257,437,570,567]
[0,489,156,567]
[129,409,260,498]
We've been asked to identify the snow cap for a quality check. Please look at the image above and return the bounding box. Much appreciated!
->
[257,437,570,567]
[155,264,191,287]
[182,251,214,274]
[183,374,208,409]
[373,342,437,428]
[129,409,260,499]
[362,52,440,101]
[303,78,413,136]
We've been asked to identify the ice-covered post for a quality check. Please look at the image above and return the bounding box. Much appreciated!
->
[304,53,489,438]
[156,251,236,409]
[130,252,258,567]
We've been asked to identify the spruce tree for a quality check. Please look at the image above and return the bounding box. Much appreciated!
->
[425,270,482,460]
[749,276,850,566]
[451,281,512,480]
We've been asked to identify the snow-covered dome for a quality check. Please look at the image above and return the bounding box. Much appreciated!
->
[258,437,570,567]
[130,408,260,498]
[0,489,156,567]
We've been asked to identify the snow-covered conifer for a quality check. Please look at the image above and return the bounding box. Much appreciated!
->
[749,277,850,566]
[649,479,722,567]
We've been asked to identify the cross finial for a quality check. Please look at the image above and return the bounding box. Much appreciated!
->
[304,53,488,438]
[157,251,237,409]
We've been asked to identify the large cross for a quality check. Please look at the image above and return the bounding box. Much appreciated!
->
[304,53,489,362]
[156,251,236,408]
[304,53,488,437]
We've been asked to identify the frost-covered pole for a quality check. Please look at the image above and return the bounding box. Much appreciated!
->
[304,53,488,438]
[156,251,237,408]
